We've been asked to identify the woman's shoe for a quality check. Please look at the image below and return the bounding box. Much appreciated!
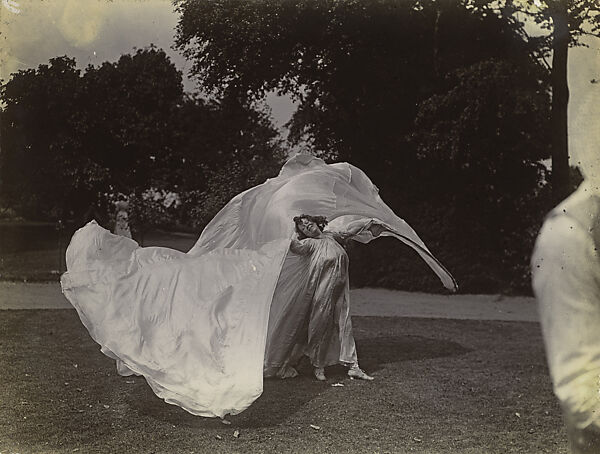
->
[314,367,326,381]
[348,366,374,381]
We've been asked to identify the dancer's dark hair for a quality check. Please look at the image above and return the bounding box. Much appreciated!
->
[293,214,328,239]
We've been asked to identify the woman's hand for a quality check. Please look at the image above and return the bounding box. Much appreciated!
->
[342,218,387,237]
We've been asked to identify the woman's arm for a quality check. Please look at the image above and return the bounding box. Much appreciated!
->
[330,219,386,243]
[289,238,314,255]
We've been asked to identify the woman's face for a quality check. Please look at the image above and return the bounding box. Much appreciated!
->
[297,218,321,238]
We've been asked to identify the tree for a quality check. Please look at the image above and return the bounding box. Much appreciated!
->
[175,0,553,292]
[0,48,186,220]
[80,46,185,193]
[480,0,600,202]
[175,0,548,190]
[534,0,598,202]
[174,93,286,228]
[0,57,100,219]
[1,47,286,228]
[410,58,552,291]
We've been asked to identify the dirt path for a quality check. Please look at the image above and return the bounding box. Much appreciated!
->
[0,281,538,322]
[350,287,538,322]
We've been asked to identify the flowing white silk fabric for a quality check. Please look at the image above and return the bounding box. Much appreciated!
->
[190,154,457,290]
[61,153,456,418]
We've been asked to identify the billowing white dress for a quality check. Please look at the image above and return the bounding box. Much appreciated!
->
[61,154,457,418]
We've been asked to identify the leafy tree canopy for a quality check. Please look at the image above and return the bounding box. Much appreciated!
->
[0,48,284,222]
[174,0,548,185]
[175,0,554,293]
[478,0,600,201]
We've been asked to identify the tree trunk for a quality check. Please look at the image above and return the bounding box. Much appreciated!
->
[433,8,442,76]
[550,4,570,203]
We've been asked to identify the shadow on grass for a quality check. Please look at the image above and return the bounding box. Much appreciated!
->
[118,334,469,429]
[0,311,566,454]
[3,312,469,435]
[236,335,470,428]
[358,335,472,372]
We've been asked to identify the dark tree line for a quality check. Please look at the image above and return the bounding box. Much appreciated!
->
[469,0,600,202]
[2,1,595,293]
[0,48,286,226]
[520,0,599,203]
[174,0,561,293]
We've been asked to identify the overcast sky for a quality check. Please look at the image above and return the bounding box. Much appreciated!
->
[1,0,598,174]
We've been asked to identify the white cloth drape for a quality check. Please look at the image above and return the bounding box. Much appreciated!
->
[61,153,456,418]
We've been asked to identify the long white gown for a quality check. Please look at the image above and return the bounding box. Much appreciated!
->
[61,153,457,418]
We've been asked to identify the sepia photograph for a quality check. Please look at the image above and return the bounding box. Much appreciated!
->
[1,0,599,452]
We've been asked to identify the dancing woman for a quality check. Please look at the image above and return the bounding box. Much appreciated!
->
[61,153,457,418]
[264,214,385,381]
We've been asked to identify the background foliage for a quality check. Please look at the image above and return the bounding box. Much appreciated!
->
[0,48,285,229]
[2,0,590,294]
[174,0,559,293]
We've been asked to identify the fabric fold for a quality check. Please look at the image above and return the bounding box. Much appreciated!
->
[61,153,456,418]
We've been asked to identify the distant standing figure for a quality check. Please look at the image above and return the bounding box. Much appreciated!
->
[114,196,131,238]
[532,178,600,454]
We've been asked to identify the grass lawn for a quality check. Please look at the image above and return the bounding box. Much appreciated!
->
[0,311,566,454]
